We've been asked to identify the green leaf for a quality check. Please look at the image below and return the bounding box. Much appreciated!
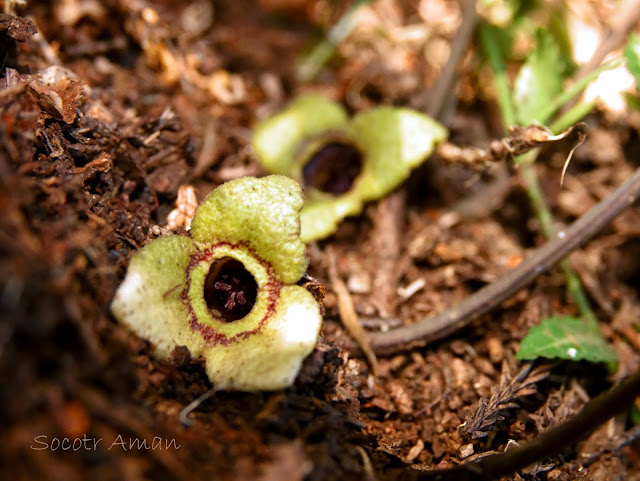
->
[513,29,568,124]
[548,10,576,75]
[516,316,617,363]
[625,33,640,90]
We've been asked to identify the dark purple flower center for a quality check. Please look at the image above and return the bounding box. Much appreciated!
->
[204,258,257,322]
[302,142,363,195]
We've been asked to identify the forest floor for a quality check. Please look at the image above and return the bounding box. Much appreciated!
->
[1,1,640,480]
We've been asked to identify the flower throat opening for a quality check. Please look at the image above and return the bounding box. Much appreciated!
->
[204,258,258,322]
[302,142,363,195]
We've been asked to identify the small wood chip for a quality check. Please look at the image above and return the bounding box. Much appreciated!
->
[459,443,474,459]
[405,439,425,462]
[389,379,414,415]
[486,334,504,364]
[398,278,426,301]
[347,271,372,294]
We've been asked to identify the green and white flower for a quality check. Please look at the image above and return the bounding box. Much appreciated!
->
[253,94,448,242]
[111,176,322,391]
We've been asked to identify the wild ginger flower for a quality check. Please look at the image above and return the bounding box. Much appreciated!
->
[252,94,448,242]
[111,176,322,391]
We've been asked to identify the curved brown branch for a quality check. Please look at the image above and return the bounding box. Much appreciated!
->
[340,164,640,355]
[384,366,640,480]
[427,0,478,120]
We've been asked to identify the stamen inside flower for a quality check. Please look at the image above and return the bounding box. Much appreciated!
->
[204,257,258,322]
[302,142,363,195]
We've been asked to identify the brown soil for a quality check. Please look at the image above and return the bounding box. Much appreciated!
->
[1,1,639,480]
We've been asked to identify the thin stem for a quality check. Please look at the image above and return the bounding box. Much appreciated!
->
[296,0,371,82]
[428,0,479,119]
[520,153,598,328]
[518,156,554,237]
[179,386,220,427]
[481,24,597,325]
[478,24,518,127]
[549,100,596,134]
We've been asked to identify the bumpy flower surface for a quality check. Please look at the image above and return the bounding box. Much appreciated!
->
[111,176,322,391]
[252,94,448,242]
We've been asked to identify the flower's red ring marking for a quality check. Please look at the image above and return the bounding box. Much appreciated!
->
[182,241,282,347]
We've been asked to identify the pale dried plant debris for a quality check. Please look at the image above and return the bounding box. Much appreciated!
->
[521,459,556,478]
[166,185,198,230]
[3,0,27,15]
[180,0,214,38]
[55,0,106,25]
[460,363,550,441]
[459,443,474,459]
[405,439,425,462]
[327,248,378,375]
[121,1,245,105]
[397,278,426,300]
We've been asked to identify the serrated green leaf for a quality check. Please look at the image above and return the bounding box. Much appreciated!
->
[625,33,640,90]
[516,316,617,363]
[513,29,568,124]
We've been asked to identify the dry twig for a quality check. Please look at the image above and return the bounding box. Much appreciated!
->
[339,163,640,355]
[426,0,478,120]
[436,124,587,171]
[370,188,406,319]
[327,248,378,374]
